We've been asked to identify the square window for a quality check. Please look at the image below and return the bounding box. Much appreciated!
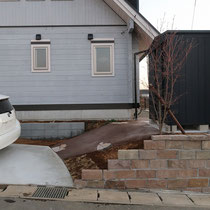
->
[31,43,50,72]
[91,42,114,76]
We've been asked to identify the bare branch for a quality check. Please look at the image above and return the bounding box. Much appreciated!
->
[148,32,193,134]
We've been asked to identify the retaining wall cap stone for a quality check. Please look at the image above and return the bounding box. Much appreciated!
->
[152,135,209,141]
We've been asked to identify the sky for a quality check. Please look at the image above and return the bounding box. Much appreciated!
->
[139,0,208,31]
[139,0,208,89]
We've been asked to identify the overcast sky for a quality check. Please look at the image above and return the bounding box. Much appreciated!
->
[139,0,208,31]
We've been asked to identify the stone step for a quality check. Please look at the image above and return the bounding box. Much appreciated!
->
[144,139,206,150]
[152,134,210,141]
[79,135,210,192]
[82,169,203,181]
[80,168,210,190]
[108,159,210,170]
[118,149,210,160]
[75,177,210,191]
[118,149,178,160]
[108,159,151,170]
[144,140,165,150]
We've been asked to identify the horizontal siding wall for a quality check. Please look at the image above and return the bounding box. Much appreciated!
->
[0,26,132,105]
[0,0,125,26]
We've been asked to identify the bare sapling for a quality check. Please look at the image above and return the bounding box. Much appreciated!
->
[148,32,193,134]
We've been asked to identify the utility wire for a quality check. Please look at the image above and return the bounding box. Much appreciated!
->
[191,0,197,29]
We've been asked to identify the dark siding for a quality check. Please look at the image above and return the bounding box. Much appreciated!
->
[125,0,139,11]
[149,31,210,126]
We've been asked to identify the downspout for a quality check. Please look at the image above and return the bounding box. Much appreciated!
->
[134,49,149,119]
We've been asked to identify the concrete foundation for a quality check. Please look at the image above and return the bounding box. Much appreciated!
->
[198,125,209,132]
[163,124,210,133]
[20,122,85,140]
[16,109,134,121]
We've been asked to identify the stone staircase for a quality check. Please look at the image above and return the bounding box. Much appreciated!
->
[78,134,210,192]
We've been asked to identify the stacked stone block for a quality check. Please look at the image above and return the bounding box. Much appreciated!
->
[78,134,210,192]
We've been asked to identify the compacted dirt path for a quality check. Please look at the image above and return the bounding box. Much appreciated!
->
[54,119,159,159]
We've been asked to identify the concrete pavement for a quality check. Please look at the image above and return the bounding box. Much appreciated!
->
[1,185,210,209]
[0,197,209,210]
[0,144,73,187]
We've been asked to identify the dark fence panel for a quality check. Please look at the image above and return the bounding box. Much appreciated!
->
[149,31,210,126]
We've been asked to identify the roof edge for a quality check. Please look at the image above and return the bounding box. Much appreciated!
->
[164,30,210,35]
[109,0,159,39]
[124,0,159,36]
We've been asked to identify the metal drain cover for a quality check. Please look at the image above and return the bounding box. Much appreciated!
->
[32,187,68,199]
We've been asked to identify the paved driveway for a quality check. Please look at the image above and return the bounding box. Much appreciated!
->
[55,118,159,159]
[0,144,73,187]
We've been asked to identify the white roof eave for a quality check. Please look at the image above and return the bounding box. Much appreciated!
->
[104,0,159,40]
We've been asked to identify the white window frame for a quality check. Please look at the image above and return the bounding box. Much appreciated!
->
[31,41,50,73]
[91,41,114,77]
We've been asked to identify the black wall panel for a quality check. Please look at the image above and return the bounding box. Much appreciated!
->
[125,0,139,11]
[149,31,210,126]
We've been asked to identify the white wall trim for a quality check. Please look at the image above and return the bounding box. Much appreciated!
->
[31,43,51,73]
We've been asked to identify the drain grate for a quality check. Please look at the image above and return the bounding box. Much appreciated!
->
[31,187,68,199]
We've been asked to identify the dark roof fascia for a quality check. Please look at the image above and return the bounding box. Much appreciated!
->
[163,30,210,35]
[143,33,166,59]
[124,0,160,36]
[152,30,210,47]
[124,0,139,11]
[147,29,208,59]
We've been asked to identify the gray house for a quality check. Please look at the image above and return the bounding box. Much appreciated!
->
[0,0,158,138]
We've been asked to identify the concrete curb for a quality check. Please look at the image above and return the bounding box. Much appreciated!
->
[1,185,210,208]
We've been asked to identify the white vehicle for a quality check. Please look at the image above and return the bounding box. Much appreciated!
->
[0,95,21,149]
